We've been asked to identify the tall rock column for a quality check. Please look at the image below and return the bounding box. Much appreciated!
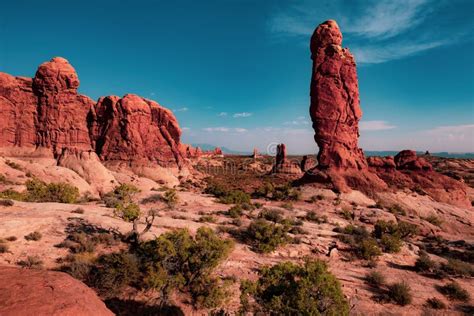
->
[310,20,367,170]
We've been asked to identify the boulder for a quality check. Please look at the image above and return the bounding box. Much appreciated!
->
[0,266,113,316]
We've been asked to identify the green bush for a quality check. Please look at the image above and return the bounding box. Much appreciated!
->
[115,202,141,222]
[414,251,437,273]
[380,234,402,253]
[388,204,407,216]
[90,252,140,298]
[258,208,284,223]
[205,183,251,204]
[440,259,474,277]
[17,255,43,269]
[241,219,290,253]
[304,210,327,223]
[426,297,446,309]
[189,275,231,309]
[199,215,217,223]
[103,184,140,208]
[437,282,470,301]
[227,205,243,218]
[365,270,385,287]
[25,179,79,203]
[253,182,301,201]
[387,282,412,306]
[162,189,179,208]
[140,227,233,306]
[357,238,382,260]
[241,260,349,315]
[24,231,42,241]
[425,214,443,227]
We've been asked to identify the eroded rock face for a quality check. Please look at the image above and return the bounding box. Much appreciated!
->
[309,20,366,170]
[0,266,113,316]
[273,143,301,174]
[89,94,184,167]
[0,57,187,170]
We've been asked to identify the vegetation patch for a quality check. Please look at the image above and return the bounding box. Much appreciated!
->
[240,260,349,315]
[24,231,42,241]
[238,218,290,253]
[437,282,470,301]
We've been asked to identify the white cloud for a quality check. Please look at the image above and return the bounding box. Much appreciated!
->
[218,112,228,117]
[182,127,191,131]
[284,117,310,126]
[202,127,248,133]
[233,112,252,118]
[360,120,396,131]
[268,0,467,64]
[173,107,188,112]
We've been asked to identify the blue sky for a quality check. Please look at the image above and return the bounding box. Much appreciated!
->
[1,0,473,153]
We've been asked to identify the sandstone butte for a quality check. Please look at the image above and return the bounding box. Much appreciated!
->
[302,20,470,208]
[0,266,113,316]
[0,57,212,171]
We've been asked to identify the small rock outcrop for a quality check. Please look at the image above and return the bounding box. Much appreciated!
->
[0,266,113,316]
[272,144,301,174]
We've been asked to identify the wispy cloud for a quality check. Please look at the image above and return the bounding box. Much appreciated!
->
[218,112,228,117]
[233,112,252,118]
[203,127,247,133]
[268,0,470,64]
[173,107,188,112]
[360,120,396,131]
[283,116,310,126]
[182,127,191,131]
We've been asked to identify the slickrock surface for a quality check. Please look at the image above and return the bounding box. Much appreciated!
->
[0,266,113,316]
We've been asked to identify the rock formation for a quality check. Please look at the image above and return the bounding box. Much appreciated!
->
[302,20,386,193]
[368,150,470,207]
[89,94,184,167]
[0,266,113,316]
[309,20,366,170]
[272,143,301,174]
[0,57,186,169]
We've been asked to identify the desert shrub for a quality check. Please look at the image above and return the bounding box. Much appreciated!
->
[25,179,79,203]
[162,189,179,208]
[425,214,443,227]
[0,189,25,201]
[90,252,141,298]
[241,219,290,253]
[397,221,419,239]
[227,205,243,218]
[0,199,14,207]
[437,282,470,301]
[141,193,163,204]
[199,215,217,223]
[5,236,17,241]
[24,231,42,241]
[61,253,95,281]
[5,160,22,170]
[357,238,382,260]
[71,207,85,214]
[440,259,474,277]
[189,275,231,309]
[289,225,307,235]
[373,220,399,239]
[388,204,407,216]
[66,232,97,253]
[231,218,243,227]
[426,297,446,309]
[309,194,325,202]
[253,182,300,201]
[305,211,327,224]
[241,260,349,315]
[205,183,251,204]
[415,251,437,273]
[103,183,140,208]
[0,174,8,184]
[280,202,293,210]
[365,270,385,288]
[380,234,402,253]
[339,209,353,220]
[17,255,43,269]
[258,208,284,224]
[140,227,233,305]
[115,202,141,222]
[0,243,8,253]
[253,202,263,209]
[387,282,412,306]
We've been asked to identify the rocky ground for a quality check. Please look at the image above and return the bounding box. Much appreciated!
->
[1,155,473,316]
